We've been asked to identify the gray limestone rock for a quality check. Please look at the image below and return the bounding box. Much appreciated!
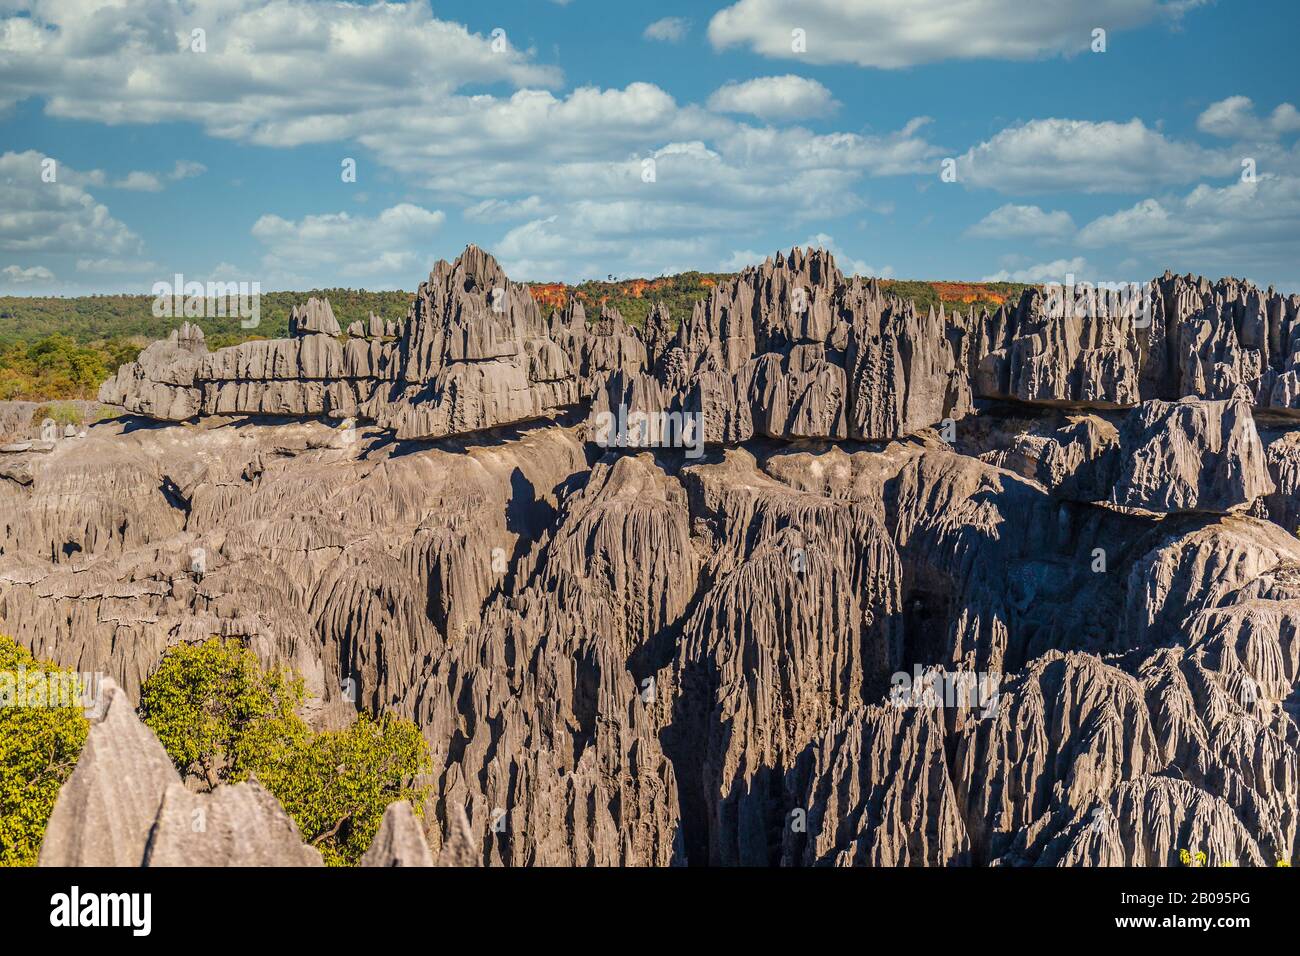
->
[1110,398,1273,513]
[143,780,324,866]
[290,297,341,337]
[24,245,1300,869]
[38,678,181,866]
[360,800,434,867]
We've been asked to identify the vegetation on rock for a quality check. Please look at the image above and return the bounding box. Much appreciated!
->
[0,636,89,866]
[138,638,308,790]
[140,637,430,865]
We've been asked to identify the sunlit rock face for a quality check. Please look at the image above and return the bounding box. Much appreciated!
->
[8,245,1295,866]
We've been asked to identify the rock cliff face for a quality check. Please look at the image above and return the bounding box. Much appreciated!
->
[10,245,1300,866]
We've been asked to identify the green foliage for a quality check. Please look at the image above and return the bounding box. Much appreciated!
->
[0,289,412,348]
[28,401,87,428]
[880,279,942,312]
[881,279,1034,315]
[253,714,431,866]
[140,637,430,865]
[0,289,411,401]
[0,636,89,867]
[139,638,307,790]
[0,334,115,401]
[557,272,732,329]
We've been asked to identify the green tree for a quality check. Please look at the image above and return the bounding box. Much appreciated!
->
[0,636,89,866]
[253,714,431,866]
[139,638,308,790]
[140,638,431,865]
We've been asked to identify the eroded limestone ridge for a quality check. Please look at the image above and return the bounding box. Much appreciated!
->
[99,245,1300,444]
[10,406,1297,867]
[8,244,1299,867]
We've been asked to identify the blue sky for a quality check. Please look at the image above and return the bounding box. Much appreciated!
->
[2,0,1298,294]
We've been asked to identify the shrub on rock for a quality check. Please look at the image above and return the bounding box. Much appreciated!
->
[0,636,89,866]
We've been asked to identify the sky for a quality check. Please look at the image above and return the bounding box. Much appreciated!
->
[2,0,1298,295]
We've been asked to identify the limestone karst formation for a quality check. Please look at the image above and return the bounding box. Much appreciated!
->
[4,244,1300,866]
[36,678,467,867]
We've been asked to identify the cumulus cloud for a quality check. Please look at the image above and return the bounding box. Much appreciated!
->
[328,82,933,279]
[707,75,838,121]
[485,116,937,281]
[0,3,952,285]
[720,234,891,277]
[1077,174,1300,280]
[2,263,55,283]
[102,160,207,191]
[0,150,142,256]
[370,89,935,199]
[0,0,561,143]
[956,118,1236,193]
[966,203,1075,238]
[644,17,691,43]
[464,195,549,224]
[169,160,206,181]
[76,257,159,274]
[496,215,715,283]
[251,203,446,287]
[1197,96,1300,141]
[114,170,164,192]
[352,79,937,281]
[982,256,1090,283]
[707,0,1200,68]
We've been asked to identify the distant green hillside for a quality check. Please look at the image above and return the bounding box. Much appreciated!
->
[525,273,733,329]
[0,290,411,401]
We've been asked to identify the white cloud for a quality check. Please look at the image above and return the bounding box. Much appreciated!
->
[1077,174,1300,280]
[464,195,548,223]
[108,161,207,191]
[169,160,207,181]
[644,17,691,43]
[966,203,1075,239]
[76,257,159,274]
[0,0,561,144]
[956,118,1236,193]
[0,150,142,256]
[251,203,446,286]
[982,256,1090,283]
[114,170,163,192]
[802,233,889,276]
[483,116,936,282]
[0,4,950,287]
[377,90,936,195]
[707,75,838,121]
[2,263,55,283]
[0,2,934,197]
[718,234,891,277]
[363,85,936,280]
[496,215,715,282]
[707,0,1200,68]
[1197,96,1300,141]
